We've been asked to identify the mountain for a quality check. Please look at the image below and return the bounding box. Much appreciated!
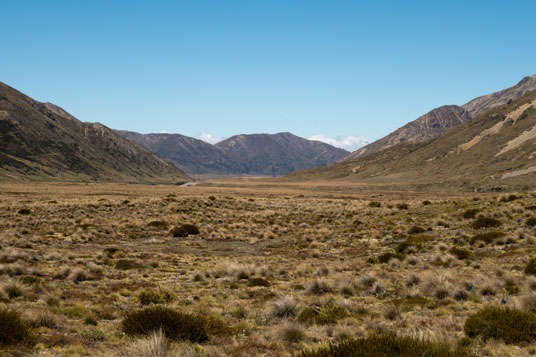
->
[115,130,232,175]
[0,81,189,183]
[286,88,536,191]
[346,74,536,161]
[117,131,349,177]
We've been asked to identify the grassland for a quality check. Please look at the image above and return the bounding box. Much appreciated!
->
[1,181,536,356]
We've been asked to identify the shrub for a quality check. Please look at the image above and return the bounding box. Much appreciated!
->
[297,305,350,326]
[136,289,177,305]
[121,306,209,343]
[407,226,426,235]
[297,333,473,357]
[448,247,474,260]
[526,217,536,227]
[395,235,434,253]
[396,203,409,210]
[464,307,536,344]
[115,259,141,270]
[17,208,31,215]
[248,277,271,287]
[170,226,188,237]
[378,251,405,263]
[147,220,169,230]
[500,194,519,202]
[368,201,381,208]
[0,309,33,346]
[307,280,332,294]
[422,200,431,206]
[19,275,43,286]
[471,217,501,229]
[462,208,480,219]
[4,283,23,299]
[469,231,506,245]
[180,224,200,235]
[525,258,536,276]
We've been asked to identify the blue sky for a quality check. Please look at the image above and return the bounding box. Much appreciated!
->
[1,1,535,150]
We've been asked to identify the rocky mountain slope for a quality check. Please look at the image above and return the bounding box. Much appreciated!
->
[118,131,349,177]
[346,74,536,161]
[0,81,189,183]
[286,89,536,191]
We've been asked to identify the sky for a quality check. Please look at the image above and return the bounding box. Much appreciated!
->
[1,1,536,151]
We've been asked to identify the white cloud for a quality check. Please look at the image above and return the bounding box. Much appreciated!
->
[309,134,369,152]
[159,130,168,134]
[198,132,221,145]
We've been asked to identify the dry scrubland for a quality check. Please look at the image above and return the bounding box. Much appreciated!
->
[2,182,536,356]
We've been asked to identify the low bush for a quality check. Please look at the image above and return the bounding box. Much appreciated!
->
[462,208,480,219]
[147,220,169,230]
[136,288,177,305]
[121,306,209,343]
[180,224,200,235]
[469,231,506,245]
[464,307,536,344]
[297,305,350,326]
[378,251,405,263]
[248,277,271,287]
[368,201,381,208]
[526,217,536,227]
[395,235,434,253]
[407,226,426,235]
[471,217,501,229]
[297,333,473,357]
[0,309,33,346]
[448,247,474,260]
[524,258,536,276]
[170,226,188,237]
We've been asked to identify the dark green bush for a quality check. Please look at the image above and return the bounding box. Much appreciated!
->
[170,226,188,237]
[407,226,426,235]
[526,217,536,227]
[464,307,536,344]
[121,306,209,342]
[0,309,33,346]
[378,251,405,263]
[297,333,473,357]
[180,224,200,235]
[395,235,434,253]
[448,247,474,260]
[471,217,501,229]
[462,208,480,219]
[136,288,177,305]
[368,201,381,208]
[247,277,271,287]
[524,258,536,276]
[469,231,506,245]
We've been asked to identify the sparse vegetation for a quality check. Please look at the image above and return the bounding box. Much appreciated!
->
[471,217,502,229]
[0,309,33,346]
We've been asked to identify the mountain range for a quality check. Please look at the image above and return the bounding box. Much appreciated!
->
[288,75,536,191]
[346,74,536,161]
[116,130,349,177]
[0,82,189,183]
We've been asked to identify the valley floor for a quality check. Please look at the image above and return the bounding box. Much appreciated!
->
[1,181,536,356]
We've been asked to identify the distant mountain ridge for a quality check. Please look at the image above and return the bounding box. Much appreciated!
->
[346,74,536,161]
[0,81,189,183]
[117,131,349,177]
[287,86,536,191]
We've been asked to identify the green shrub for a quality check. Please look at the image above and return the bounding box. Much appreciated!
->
[368,201,381,208]
[136,288,177,305]
[526,217,536,227]
[121,306,209,342]
[407,226,426,235]
[395,235,434,253]
[147,220,169,230]
[170,226,188,237]
[464,307,536,344]
[471,217,501,229]
[524,258,536,276]
[0,309,33,346]
[248,277,271,287]
[448,247,474,260]
[469,231,506,245]
[180,224,200,235]
[462,208,480,219]
[297,333,473,357]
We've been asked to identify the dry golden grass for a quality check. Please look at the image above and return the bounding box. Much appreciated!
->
[0,182,536,355]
